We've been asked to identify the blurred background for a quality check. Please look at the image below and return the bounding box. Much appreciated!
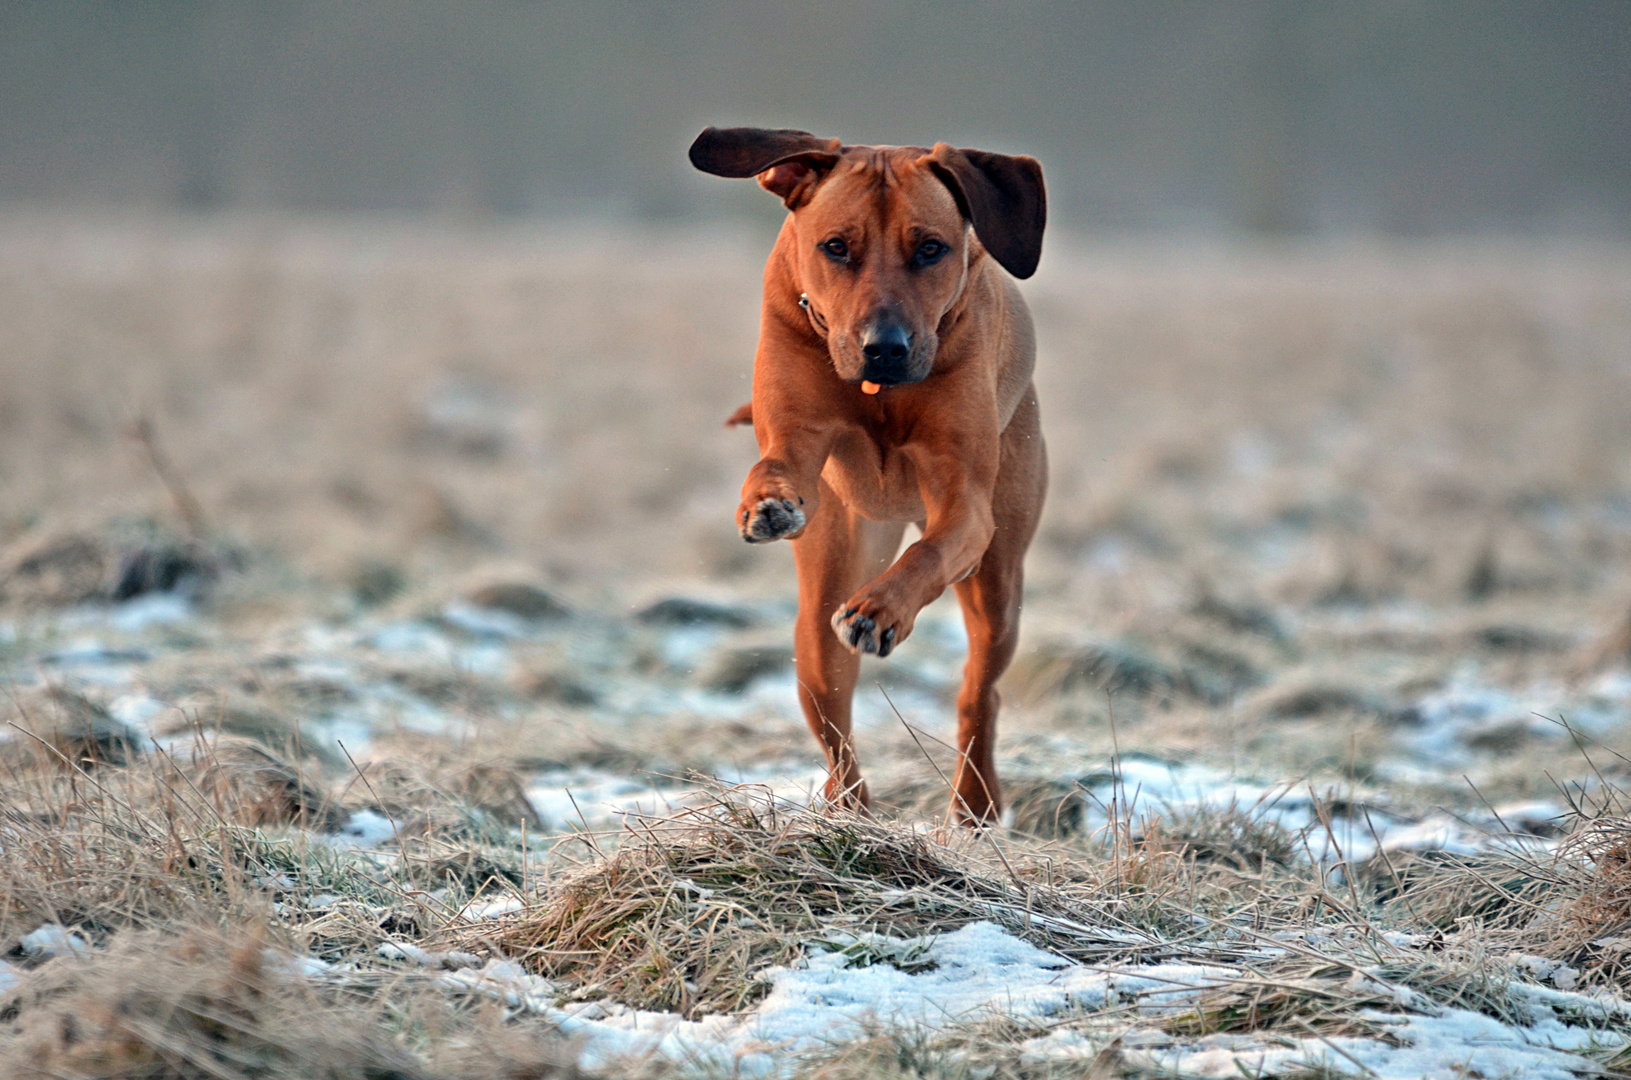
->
[3,0,1629,235]
[4,2,1631,801]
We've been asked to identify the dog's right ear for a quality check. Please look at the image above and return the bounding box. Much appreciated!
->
[689,127,842,209]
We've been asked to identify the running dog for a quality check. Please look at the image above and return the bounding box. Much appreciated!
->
[690,126,1046,824]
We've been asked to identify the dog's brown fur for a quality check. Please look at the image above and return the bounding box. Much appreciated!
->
[691,127,1047,824]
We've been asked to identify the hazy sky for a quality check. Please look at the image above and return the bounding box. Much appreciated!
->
[2,1,1627,234]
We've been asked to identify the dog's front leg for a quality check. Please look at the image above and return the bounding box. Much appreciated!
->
[738,431,829,544]
[830,438,997,656]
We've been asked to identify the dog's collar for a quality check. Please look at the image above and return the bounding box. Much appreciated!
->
[797,293,829,337]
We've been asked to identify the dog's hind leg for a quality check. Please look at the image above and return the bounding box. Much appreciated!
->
[792,478,906,813]
[950,388,1047,825]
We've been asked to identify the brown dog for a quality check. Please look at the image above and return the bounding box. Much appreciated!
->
[689,127,1047,825]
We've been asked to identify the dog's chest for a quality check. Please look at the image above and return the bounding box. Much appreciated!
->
[822,427,926,522]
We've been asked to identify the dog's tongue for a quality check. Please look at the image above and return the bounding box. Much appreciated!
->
[861,381,881,395]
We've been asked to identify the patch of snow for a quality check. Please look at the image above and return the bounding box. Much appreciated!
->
[525,770,689,831]
[298,621,352,653]
[38,637,149,681]
[452,641,511,677]
[1516,955,1582,991]
[658,625,728,671]
[368,620,457,660]
[1082,534,1131,574]
[327,680,475,739]
[324,809,398,848]
[293,657,354,683]
[459,896,527,920]
[377,941,481,969]
[541,922,1627,1079]
[1403,679,1550,760]
[106,592,194,631]
[379,941,438,965]
[1588,670,1631,704]
[1399,663,1626,766]
[436,957,557,1008]
[441,600,531,640]
[20,923,92,959]
[107,692,168,732]
[1063,755,1563,865]
[263,949,332,979]
[541,922,1239,1076]
[1084,1009,1616,1080]
[360,617,514,675]
[1334,1005,1621,1080]
[0,960,18,994]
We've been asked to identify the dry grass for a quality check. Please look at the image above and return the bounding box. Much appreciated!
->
[782,1025,1125,1080]
[8,730,1631,1076]
[1353,798,1631,997]
[4,217,1631,627]
[196,736,345,830]
[434,776,1631,1072]
[0,723,607,1077]
[0,725,525,953]
[5,217,1631,1075]
[468,790,1037,1018]
[461,785,1367,1022]
[0,926,593,1080]
[1160,977,1403,1041]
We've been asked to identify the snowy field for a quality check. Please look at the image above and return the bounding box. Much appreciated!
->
[4,216,1631,1077]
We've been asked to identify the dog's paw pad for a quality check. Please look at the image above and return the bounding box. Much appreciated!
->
[831,607,896,656]
[742,498,805,543]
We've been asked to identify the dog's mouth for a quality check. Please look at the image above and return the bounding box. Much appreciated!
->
[844,368,927,392]
[835,340,934,389]
[838,363,933,394]
[857,372,906,388]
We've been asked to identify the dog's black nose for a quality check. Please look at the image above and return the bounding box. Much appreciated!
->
[860,322,913,367]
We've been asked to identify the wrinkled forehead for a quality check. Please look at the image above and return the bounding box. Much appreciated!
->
[799,147,964,233]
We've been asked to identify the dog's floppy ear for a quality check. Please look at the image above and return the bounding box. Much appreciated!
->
[689,127,842,209]
[927,144,1047,279]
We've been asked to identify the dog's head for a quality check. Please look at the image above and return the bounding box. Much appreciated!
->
[690,127,1045,388]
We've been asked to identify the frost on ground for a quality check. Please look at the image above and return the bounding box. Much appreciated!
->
[430,920,1631,1080]
[5,224,1631,1077]
[6,473,1631,1080]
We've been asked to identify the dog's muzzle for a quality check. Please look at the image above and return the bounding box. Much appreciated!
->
[859,319,916,386]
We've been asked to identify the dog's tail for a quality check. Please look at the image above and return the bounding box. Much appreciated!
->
[724,402,753,428]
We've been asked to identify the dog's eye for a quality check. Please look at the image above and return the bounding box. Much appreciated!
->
[915,239,948,265]
[821,238,849,260]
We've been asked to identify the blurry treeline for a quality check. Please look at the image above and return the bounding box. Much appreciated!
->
[1,0,1627,234]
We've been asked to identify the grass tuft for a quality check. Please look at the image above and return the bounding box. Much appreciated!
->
[464,787,1231,1019]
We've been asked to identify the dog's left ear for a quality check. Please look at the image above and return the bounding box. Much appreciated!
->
[927,145,1047,279]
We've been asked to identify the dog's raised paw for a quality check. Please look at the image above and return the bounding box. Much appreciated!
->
[741,498,805,543]
[831,607,898,656]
